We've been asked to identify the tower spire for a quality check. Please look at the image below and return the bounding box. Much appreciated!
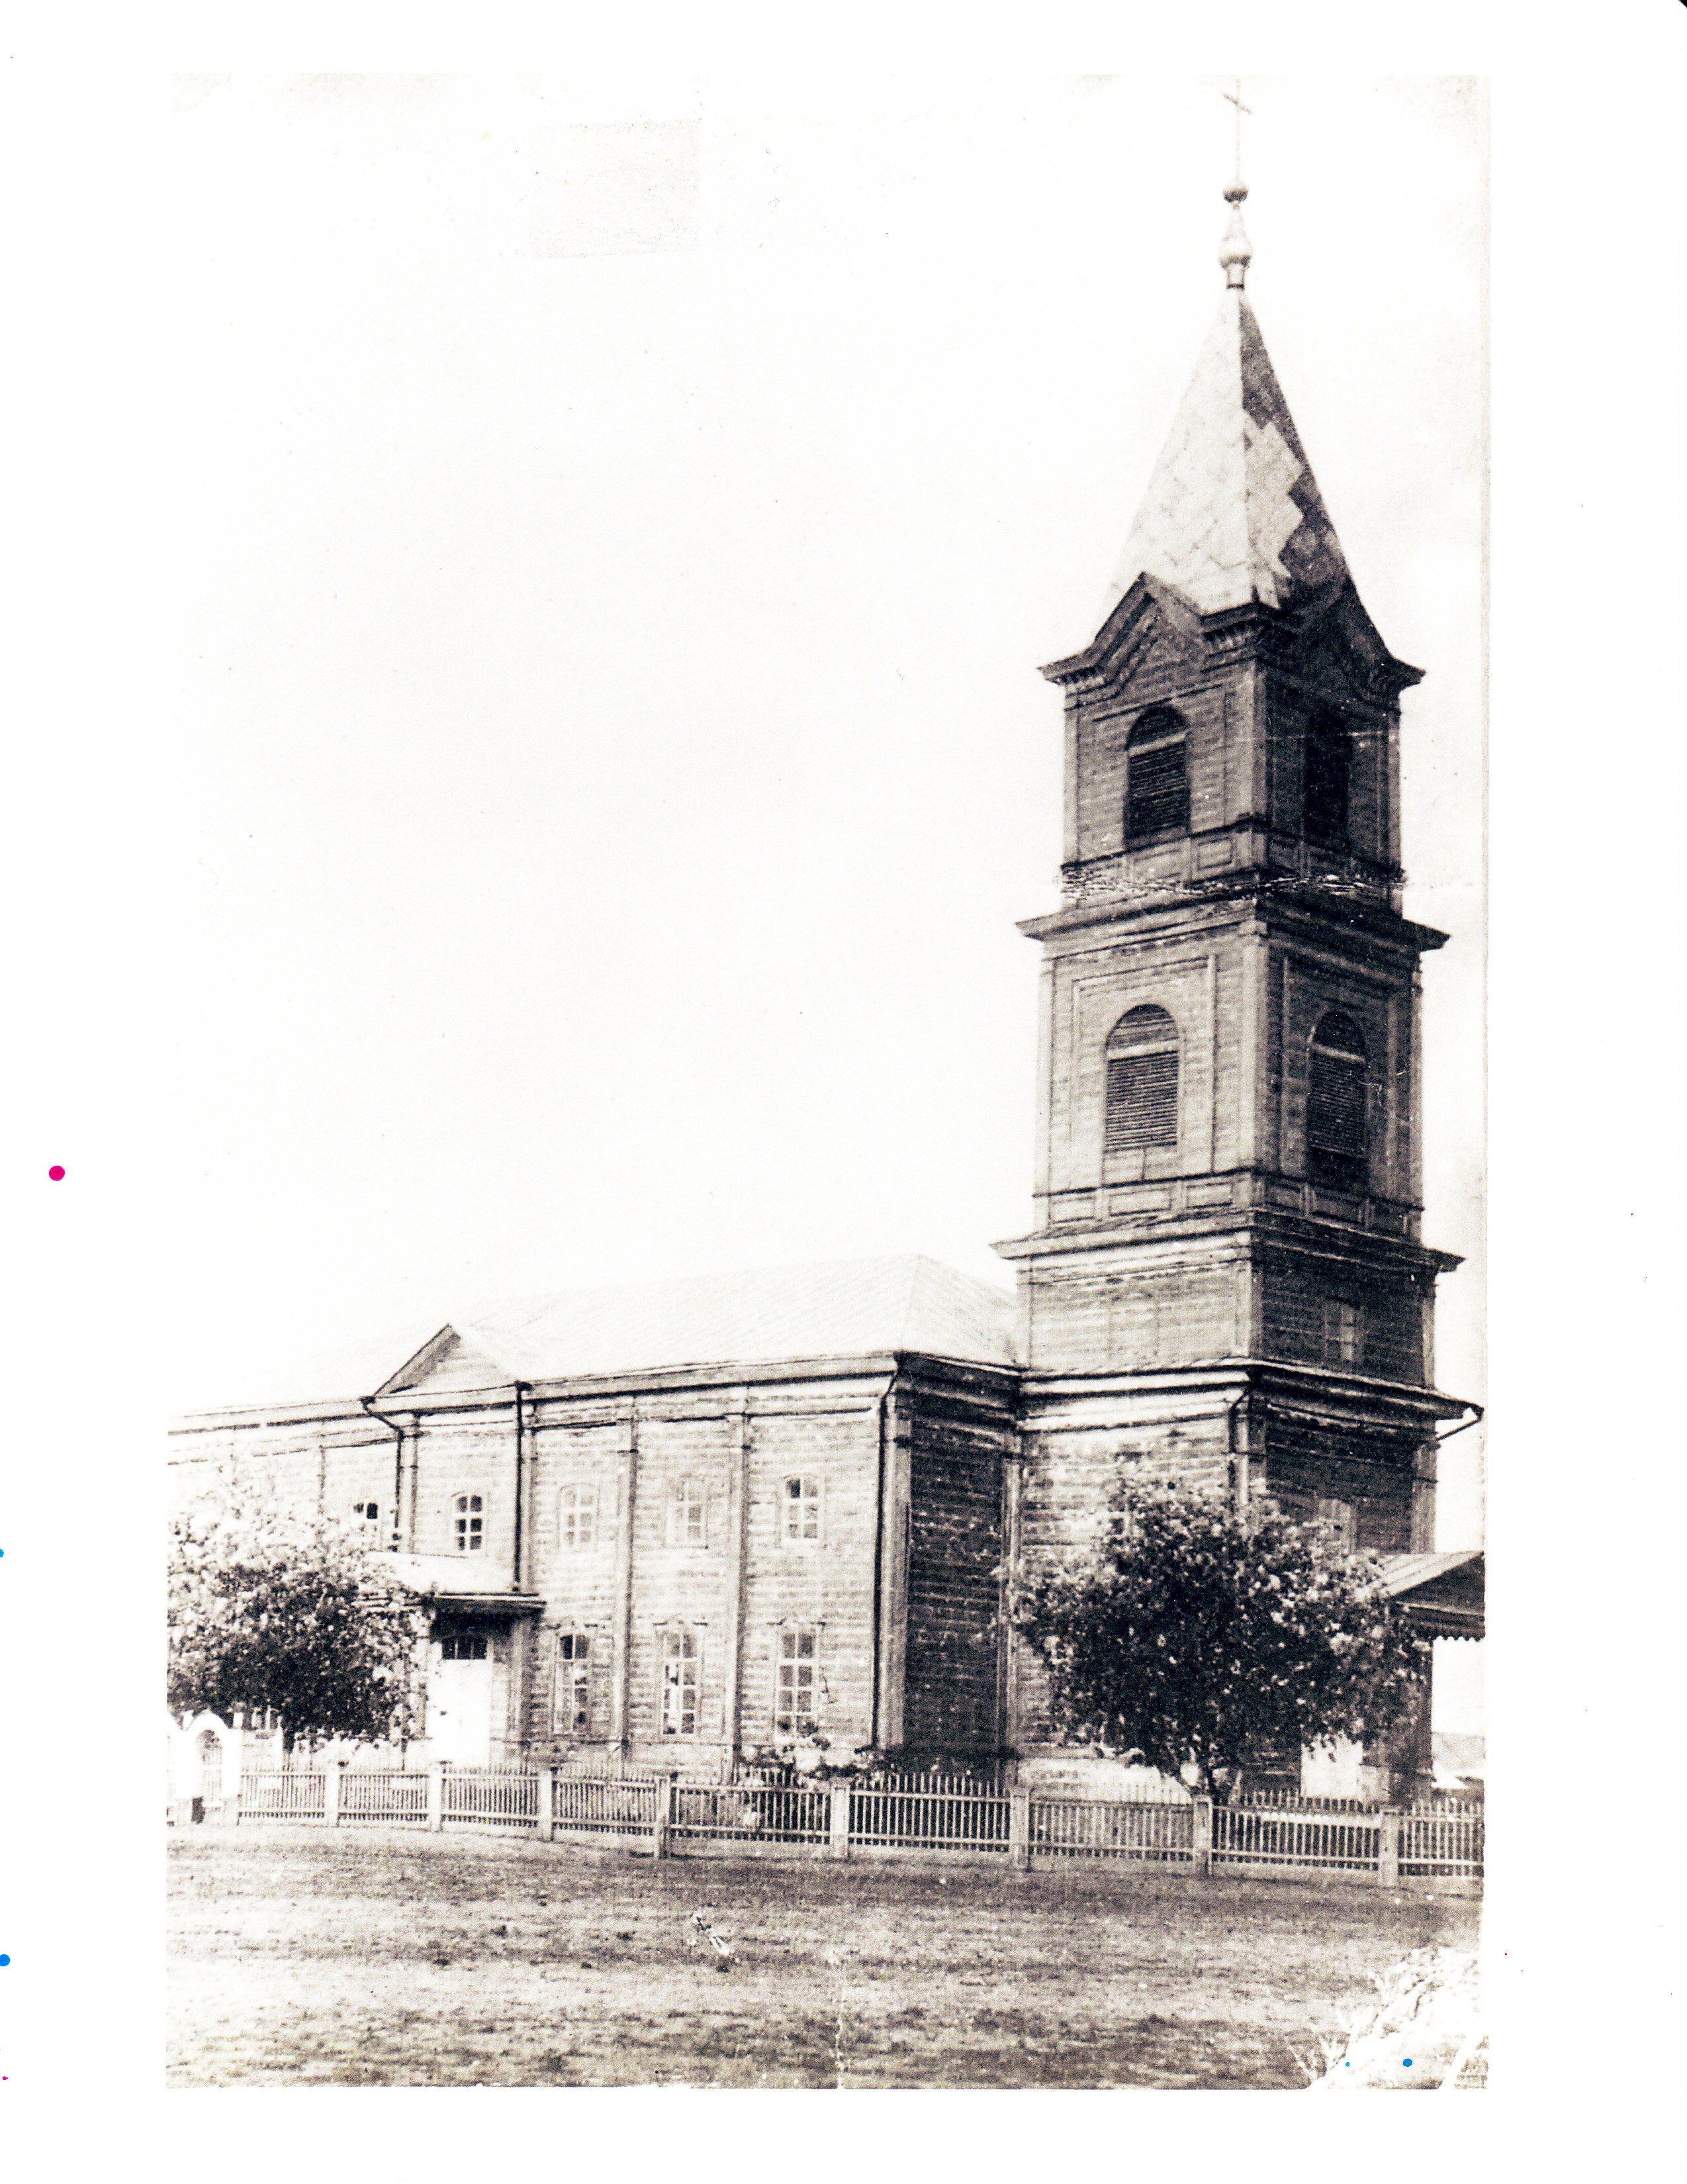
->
[1219,78,1252,289]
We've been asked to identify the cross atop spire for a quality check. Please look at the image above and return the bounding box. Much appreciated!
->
[1223,76,1251,184]
[1218,77,1253,289]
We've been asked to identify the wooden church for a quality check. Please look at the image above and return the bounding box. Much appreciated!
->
[170,171,1483,1788]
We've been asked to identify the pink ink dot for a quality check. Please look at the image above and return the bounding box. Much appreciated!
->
[47,1166,64,1182]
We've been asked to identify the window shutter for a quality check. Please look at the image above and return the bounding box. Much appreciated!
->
[1303,720,1351,849]
[1307,1012,1369,1189]
[1126,737,1187,839]
[1105,1051,1179,1151]
[1105,1004,1180,1153]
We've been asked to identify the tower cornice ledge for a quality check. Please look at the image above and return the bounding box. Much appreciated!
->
[1017,878,1449,957]
[994,1206,1461,1278]
[1019,1357,1472,1425]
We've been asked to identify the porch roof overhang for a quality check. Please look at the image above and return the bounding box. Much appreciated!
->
[423,1594,544,1618]
[1381,1548,1485,1641]
[387,1553,544,1619]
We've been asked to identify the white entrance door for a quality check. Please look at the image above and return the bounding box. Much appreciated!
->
[429,1635,494,1765]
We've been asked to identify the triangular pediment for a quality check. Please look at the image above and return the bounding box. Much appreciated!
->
[1040,573,1205,692]
[375,1325,514,1399]
[1295,581,1423,702]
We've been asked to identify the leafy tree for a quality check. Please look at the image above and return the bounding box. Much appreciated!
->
[1017,1478,1425,1798]
[169,1485,430,1753]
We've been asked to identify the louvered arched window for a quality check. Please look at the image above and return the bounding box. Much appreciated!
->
[1105,1004,1180,1154]
[1303,713,1351,849]
[1124,708,1189,841]
[1306,1010,1369,1192]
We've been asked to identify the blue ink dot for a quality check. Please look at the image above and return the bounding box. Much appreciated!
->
[0,1955,10,1966]
[1402,2058,1412,2067]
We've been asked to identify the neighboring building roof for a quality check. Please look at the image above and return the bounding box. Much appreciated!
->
[1380,1548,1483,1594]
[380,1254,1021,1396]
[1099,288,1352,624]
[1380,1548,1485,1640]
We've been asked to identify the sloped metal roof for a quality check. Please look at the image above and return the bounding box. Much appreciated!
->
[1100,289,1351,624]
[1379,1548,1484,1597]
[399,1253,1021,1390]
[1380,1548,1484,1641]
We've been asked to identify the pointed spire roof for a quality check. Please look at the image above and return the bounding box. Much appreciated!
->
[1099,287,1351,624]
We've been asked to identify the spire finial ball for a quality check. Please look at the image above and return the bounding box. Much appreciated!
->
[1218,201,1252,289]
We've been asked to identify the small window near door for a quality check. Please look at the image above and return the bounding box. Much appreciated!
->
[774,1628,819,1738]
[660,1629,699,1736]
[555,1633,592,1737]
[438,1634,488,1662]
[453,1494,484,1552]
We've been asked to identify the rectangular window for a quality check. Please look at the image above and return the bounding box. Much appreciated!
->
[660,1630,698,1737]
[782,1475,820,1543]
[351,1501,381,1530]
[453,1494,484,1552]
[559,1485,597,1549]
[439,1634,488,1662]
[555,1633,592,1737]
[668,1480,706,1549]
[1322,1300,1363,1368]
[774,1629,819,1738]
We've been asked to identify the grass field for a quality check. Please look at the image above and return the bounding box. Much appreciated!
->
[167,1827,1479,2089]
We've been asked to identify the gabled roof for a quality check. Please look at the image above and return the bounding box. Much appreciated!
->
[375,1253,1019,1397]
[1099,288,1352,625]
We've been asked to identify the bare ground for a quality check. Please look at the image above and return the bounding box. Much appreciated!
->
[167,1827,1479,2089]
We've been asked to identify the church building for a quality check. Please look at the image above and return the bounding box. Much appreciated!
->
[169,170,1482,1787]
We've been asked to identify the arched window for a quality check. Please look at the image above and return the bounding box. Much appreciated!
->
[1306,1010,1369,1192]
[1105,1004,1179,1153]
[1303,713,1351,849]
[1124,708,1189,841]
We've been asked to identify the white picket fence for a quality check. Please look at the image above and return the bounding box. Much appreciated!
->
[217,1762,1480,1887]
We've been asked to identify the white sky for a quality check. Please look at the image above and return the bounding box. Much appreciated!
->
[167,77,1486,1535]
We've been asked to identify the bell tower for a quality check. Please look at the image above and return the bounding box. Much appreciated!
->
[998,161,1468,1731]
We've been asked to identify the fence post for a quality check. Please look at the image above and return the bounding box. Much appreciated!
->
[654,1773,674,1860]
[426,1762,445,1832]
[222,1717,246,1826]
[324,1758,344,1828]
[1191,1795,1212,1877]
[1009,1785,1032,1871]
[1377,1810,1400,1887]
[534,1764,554,1843]
[829,1778,852,1862]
